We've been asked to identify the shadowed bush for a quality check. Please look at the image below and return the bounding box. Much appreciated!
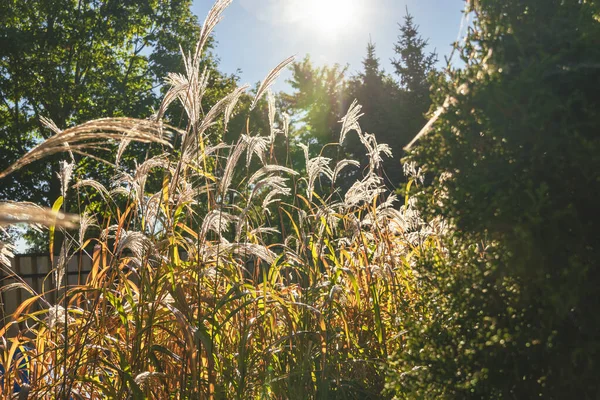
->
[387,0,600,398]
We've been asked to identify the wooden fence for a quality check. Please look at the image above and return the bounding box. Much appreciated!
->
[0,253,93,334]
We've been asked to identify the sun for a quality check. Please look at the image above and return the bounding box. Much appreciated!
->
[295,0,362,38]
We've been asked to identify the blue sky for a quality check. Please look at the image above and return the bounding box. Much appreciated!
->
[192,0,467,91]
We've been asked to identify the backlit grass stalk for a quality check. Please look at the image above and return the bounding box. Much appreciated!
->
[0,1,446,398]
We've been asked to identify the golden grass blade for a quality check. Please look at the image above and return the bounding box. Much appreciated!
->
[0,282,36,295]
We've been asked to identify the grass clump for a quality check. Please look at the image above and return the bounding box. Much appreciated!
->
[0,1,443,398]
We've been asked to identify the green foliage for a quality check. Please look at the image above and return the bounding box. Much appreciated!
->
[0,0,238,252]
[282,56,349,148]
[0,0,233,206]
[6,0,599,397]
[389,9,439,175]
[388,0,600,398]
[346,41,405,187]
[391,10,438,99]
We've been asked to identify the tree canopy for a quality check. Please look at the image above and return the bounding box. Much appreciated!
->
[0,0,236,207]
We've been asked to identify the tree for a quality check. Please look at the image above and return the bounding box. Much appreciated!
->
[391,9,438,102]
[387,0,600,398]
[0,0,234,206]
[0,0,237,250]
[282,13,439,191]
[282,56,349,150]
[391,9,438,162]
[346,40,403,188]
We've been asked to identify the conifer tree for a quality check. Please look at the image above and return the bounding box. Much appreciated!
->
[346,40,404,187]
[391,9,438,102]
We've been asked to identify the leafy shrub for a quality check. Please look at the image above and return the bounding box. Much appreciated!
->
[387,0,600,398]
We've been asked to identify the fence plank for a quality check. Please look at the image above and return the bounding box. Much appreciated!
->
[1,254,93,335]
